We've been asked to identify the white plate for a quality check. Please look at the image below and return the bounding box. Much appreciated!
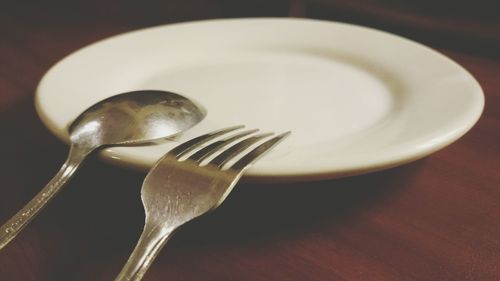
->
[35,18,484,182]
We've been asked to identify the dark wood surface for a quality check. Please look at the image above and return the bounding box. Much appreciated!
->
[1,1,499,280]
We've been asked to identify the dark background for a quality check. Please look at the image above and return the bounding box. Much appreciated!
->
[1,1,499,280]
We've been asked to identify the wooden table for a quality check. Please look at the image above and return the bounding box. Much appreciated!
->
[1,1,499,280]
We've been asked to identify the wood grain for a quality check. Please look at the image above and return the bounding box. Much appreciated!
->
[0,1,499,280]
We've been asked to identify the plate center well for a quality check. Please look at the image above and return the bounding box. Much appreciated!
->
[142,52,395,147]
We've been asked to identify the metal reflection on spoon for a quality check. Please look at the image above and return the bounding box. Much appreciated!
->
[0,90,205,250]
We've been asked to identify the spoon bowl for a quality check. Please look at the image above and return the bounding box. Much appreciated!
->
[0,90,205,250]
[70,91,205,149]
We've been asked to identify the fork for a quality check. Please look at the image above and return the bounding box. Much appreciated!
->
[114,126,290,281]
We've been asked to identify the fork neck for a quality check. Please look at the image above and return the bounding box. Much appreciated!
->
[114,222,175,281]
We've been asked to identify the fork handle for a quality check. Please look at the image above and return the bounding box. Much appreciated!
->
[0,145,88,250]
[114,222,175,281]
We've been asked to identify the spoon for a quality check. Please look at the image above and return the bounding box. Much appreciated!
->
[0,90,205,250]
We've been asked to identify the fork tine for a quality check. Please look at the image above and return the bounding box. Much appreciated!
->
[188,129,259,163]
[231,131,291,172]
[169,125,244,158]
[209,133,274,168]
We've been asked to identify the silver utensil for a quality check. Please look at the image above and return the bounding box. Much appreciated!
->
[0,90,205,250]
[114,126,290,281]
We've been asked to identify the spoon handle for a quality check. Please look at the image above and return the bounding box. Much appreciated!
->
[114,222,175,281]
[0,145,89,250]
